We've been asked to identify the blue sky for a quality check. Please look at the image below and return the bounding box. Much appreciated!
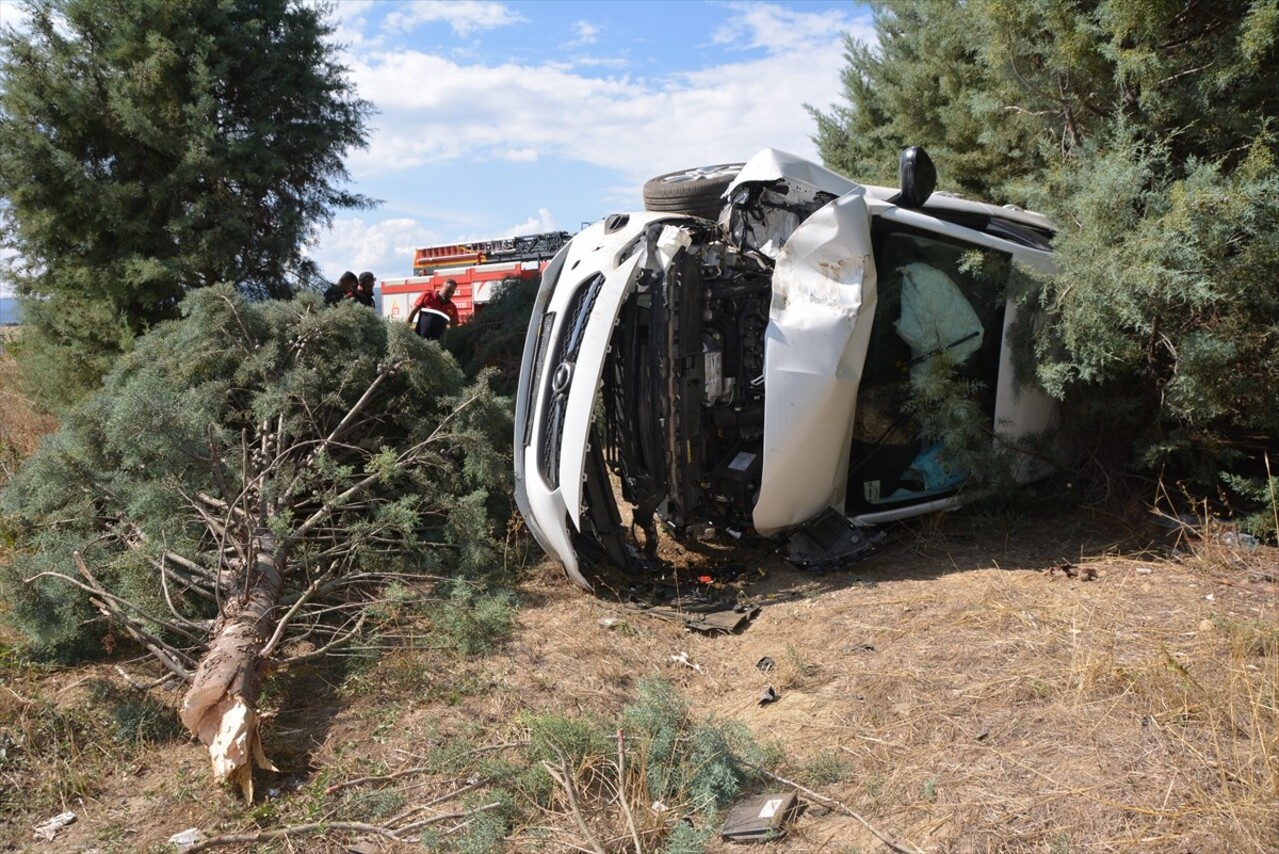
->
[0,0,876,290]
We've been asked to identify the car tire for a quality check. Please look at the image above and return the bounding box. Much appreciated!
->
[642,163,744,220]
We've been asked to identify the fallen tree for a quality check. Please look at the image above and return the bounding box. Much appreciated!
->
[0,286,511,796]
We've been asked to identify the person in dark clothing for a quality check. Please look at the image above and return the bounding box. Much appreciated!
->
[407,279,459,340]
[354,271,376,308]
[325,271,358,305]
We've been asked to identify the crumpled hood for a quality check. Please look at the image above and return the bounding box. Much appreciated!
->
[753,186,877,534]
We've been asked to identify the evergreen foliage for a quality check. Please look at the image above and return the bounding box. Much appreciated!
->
[514,679,760,852]
[813,0,1279,511]
[0,287,511,661]
[441,275,540,397]
[0,0,372,407]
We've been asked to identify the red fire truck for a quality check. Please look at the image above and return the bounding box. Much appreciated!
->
[379,231,572,327]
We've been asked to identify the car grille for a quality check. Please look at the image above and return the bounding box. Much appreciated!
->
[522,311,556,449]
[537,274,605,489]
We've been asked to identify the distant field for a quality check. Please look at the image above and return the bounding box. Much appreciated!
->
[0,297,19,325]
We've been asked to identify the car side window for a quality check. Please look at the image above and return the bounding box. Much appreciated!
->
[848,226,1012,510]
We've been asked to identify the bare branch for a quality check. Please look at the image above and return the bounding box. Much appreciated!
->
[274,613,367,666]
[543,748,607,854]
[114,665,176,691]
[615,729,643,854]
[147,555,217,602]
[182,801,503,852]
[281,361,403,500]
[259,563,340,659]
[394,801,503,835]
[161,549,217,582]
[183,820,401,852]
[196,492,248,521]
[27,566,204,649]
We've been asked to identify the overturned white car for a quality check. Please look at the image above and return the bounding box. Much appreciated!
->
[515,148,1057,590]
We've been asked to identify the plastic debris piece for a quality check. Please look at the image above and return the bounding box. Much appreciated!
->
[671,651,703,673]
[1222,532,1259,549]
[758,686,778,705]
[169,828,207,852]
[782,509,882,572]
[721,791,800,842]
[33,811,76,841]
[756,656,775,672]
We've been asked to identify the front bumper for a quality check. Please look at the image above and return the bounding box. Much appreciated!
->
[513,212,698,589]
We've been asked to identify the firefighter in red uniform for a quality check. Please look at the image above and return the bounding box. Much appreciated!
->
[407,279,459,340]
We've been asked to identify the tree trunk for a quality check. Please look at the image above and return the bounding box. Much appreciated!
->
[180,532,284,800]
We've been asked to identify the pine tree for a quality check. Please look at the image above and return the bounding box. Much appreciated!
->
[0,0,372,407]
[0,287,512,795]
[812,0,1279,507]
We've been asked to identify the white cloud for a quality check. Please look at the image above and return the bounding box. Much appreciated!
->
[312,217,440,282]
[383,1,524,38]
[564,55,630,70]
[500,148,539,162]
[712,1,872,54]
[313,207,563,282]
[347,1,875,190]
[324,0,387,53]
[501,208,558,238]
[0,0,32,32]
[564,20,599,48]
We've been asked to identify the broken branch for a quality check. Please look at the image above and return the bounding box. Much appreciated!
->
[543,748,607,854]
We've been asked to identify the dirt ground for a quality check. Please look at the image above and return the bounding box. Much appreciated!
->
[3,507,1277,853]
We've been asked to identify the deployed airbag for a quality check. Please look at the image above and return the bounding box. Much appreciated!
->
[893,262,983,373]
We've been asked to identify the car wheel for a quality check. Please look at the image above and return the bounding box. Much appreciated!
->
[642,163,744,220]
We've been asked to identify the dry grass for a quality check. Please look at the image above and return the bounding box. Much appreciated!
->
[0,342,56,485]
[0,370,1275,852]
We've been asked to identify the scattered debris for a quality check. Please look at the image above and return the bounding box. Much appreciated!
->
[748,766,927,854]
[671,651,704,673]
[1044,561,1098,581]
[621,588,761,634]
[33,811,76,842]
[720,791,800,843]
[758,686,779,705]
[598,617,622,630]
[1222,531,1259,550]
[755,656,775,672]
[1136,567,1153,575]
[782,509,884,572]
[168,828,207,852]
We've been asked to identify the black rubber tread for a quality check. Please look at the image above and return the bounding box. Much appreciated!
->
[642,163,743,217]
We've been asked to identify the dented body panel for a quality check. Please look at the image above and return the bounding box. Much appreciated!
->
[755,190,876,534]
